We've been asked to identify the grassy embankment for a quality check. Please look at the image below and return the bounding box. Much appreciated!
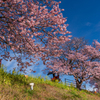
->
[0,64,100,100]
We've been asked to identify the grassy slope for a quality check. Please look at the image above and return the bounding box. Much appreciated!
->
[0,65,100,100]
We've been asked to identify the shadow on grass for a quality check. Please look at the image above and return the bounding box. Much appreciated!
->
[45,97,57,100]
[69,91,81,99]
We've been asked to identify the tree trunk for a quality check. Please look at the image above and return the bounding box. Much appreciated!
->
[76,80,82,90]
[98,88,100,93]
[97,81,100,93]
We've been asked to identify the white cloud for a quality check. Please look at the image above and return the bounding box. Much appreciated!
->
[86,22,92,26]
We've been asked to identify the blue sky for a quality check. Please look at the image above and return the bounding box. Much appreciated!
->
[1,0,100,91]
[60,0,100,44]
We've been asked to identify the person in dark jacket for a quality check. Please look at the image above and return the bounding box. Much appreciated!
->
[47,71,61,82]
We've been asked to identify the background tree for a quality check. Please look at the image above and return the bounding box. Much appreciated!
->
[0,0,71,73]
[43,37,100,90]
[89,41,100,93]
[89,77,100,93]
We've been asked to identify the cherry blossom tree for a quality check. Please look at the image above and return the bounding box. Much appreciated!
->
[0,0,71,74]
[89,77,100,93]
[43,37,100,90]
[88,41,100,93]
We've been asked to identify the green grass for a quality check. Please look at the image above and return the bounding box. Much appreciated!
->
[0,64,100,100]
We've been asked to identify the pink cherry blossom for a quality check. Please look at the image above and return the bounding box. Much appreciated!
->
[0,0,71,74]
